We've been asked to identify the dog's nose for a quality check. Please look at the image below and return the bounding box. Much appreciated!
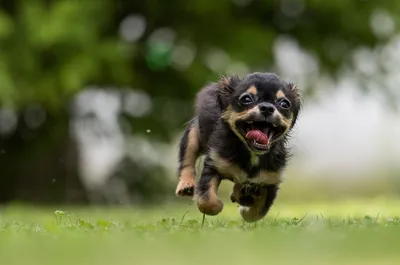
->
[259,103,275,116]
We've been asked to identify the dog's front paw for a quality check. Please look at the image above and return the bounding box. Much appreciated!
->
[239,206,265,223]
[238,195,255,207]
[196,196,223,216]
[175,179,196,196]
[230,182,260,206]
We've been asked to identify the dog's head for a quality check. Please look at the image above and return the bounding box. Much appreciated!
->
[218,72,301,155]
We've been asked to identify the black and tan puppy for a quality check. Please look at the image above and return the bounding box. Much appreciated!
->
[176,72,301,222]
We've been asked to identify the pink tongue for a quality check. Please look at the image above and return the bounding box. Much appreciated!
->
[245,130,269,145]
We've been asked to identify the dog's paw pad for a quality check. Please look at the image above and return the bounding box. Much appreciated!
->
[178,186,194,196]
[238,195,255,207]
[175,180,195,197]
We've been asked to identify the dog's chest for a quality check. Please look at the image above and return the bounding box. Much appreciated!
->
[210,152,282,185]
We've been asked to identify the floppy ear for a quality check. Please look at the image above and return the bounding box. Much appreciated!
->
[216,75,240,110]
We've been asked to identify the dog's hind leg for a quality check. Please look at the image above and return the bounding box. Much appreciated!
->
[176,118,201,196]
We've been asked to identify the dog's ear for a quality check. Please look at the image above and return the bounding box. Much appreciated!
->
[287,82,302,128]
[217,75,241,110]
[288,82,300,97]
[287,82,301,106]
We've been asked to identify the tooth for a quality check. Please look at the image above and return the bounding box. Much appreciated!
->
[269,132,274,139]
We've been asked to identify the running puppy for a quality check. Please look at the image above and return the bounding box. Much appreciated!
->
[176,72,301,222]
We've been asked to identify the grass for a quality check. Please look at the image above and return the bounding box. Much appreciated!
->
[1,198,400,265]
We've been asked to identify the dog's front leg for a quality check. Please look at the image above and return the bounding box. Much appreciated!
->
[194,156,223,216]
[176,119,200,196]
[238,184,279,222]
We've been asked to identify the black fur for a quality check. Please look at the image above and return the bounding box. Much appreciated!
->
[197,156,221,195]
[260,184,279,217]
[176,72,301,221]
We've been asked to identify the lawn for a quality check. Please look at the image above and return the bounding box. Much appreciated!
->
[1,198,400,265]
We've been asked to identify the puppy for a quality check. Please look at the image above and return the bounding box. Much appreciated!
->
[175,72,301,222]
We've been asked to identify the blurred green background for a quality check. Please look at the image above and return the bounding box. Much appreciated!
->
[0,0,400,206]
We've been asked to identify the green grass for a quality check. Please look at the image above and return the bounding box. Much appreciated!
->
[1,198,400,265]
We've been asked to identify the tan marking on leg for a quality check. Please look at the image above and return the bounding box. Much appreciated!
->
[247,85,258,95]
[276,90,286,99]
[195,178,223,216]
[176,167,196,196]
[185,123,200,167]
[176,123,200,196]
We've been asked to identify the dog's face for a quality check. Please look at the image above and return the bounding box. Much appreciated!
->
[218,72,301,154]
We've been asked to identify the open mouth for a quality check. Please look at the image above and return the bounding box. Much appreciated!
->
[236,120,285,151]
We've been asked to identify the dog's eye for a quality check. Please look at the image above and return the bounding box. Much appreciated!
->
[279,99,291,109]
[239,94,253,106]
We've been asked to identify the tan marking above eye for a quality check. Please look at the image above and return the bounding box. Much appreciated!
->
[276,90,286,99]
[247,86,258,95]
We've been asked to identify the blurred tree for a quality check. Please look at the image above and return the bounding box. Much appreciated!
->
[0,0,132,204]
[0,0,398,204]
